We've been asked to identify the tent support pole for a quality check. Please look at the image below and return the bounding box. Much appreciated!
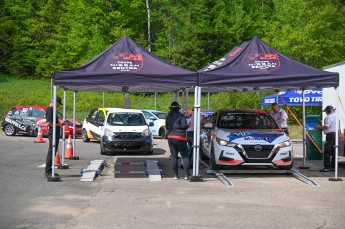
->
[58,90,69,169]
[47,86,61,182]
[299,89,310,169]
[103,91,105,107]
[329,87,342,181]
[191,86,203,182]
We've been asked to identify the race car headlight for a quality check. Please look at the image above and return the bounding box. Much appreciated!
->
[141,128,152,137]
[104,128,115,137]
[277,140,291,148]
[216,137,237,147]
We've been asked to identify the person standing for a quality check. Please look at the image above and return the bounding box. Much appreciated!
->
[316,105,336,172]
[165,101,190,180]
[270,102,289,135]
[44,97,65,178]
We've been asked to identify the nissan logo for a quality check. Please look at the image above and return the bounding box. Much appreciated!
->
[254,144,262,151]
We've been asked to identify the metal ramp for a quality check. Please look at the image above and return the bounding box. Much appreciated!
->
[205,167,319,188]
[288,167,320,187]
[81,160,105,182]
[113,160,163,181]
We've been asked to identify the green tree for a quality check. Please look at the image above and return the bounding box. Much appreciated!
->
[265,0,345,68]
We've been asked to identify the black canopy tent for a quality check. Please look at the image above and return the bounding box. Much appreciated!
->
[198,36,339,92]
[193,36,340,181]
[55,35,198,92]
[50,35,198,181]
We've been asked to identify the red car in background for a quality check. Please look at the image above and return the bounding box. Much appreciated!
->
[1,105,82,138]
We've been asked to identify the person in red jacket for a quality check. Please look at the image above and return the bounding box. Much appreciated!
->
[165,101,190,180]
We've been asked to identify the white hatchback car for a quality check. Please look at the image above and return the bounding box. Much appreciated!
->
[200,109,293,170]
[141,110,167,138]
[100,108,154,155]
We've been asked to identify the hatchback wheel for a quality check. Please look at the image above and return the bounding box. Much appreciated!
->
[4,124,16,136]
[82,129,90,142]
[210,148,220,170]
[159,127,167,139]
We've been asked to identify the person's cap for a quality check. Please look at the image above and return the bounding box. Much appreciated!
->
[323,105,335,112]
[169,101,181,109]
[52,96,63,105]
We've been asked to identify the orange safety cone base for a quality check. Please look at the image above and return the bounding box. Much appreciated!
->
[34,126,46,143]
[65,135,74,159]
[55,153,61,166]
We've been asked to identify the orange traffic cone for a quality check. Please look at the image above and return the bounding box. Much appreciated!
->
[34,126,46,143]
[55,150,61,166]
[65,134,74,159]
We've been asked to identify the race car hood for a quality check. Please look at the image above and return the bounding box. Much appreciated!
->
[217,128,290,144]
[105,125,149,133]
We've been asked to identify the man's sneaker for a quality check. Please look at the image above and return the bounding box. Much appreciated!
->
[319,168,332,172]
[184,176,190,180]
[173,175,179,180]
[45,173,59,178]
[330,168,335,171]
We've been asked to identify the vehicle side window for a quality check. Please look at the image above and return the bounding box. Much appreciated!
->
[97,110,105,122]
[32,108,45,118]
[88,109,98,120]
[142,111,151,119]
[15,108,29,117]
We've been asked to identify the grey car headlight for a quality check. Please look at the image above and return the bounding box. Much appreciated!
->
[216,137,237,147]
[104,128,114,137]
[277,140,291,148]
[141,128,152,137]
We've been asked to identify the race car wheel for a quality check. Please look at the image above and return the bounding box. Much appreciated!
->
[146,150,153,155]
[159,126,167,139]
[4,124,16,136]
[210,147,220,170]
[278,162,293,170]
[100,142,107,155]
[82,129,90,142]
[199,143,208,161]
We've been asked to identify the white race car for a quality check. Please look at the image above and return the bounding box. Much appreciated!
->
[200,109,293,170]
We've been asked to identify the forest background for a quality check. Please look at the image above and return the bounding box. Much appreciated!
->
[1,0,345,138]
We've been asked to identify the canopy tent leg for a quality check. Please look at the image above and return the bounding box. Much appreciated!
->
[191,86,203,182]
[329,87,342,181]
[69,91,79,160]
[48,86,61,182]
[299,89,310,169]
[58,90,69,169]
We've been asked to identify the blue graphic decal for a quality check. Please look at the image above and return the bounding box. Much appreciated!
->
[229,132,281,143]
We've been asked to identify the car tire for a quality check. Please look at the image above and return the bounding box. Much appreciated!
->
[146,150,153,155]
[82,129,90,142]
[199,142,208,161]
[159,126,167,139]
[210,148,220,170]
[4,124,16,136]
[100,141,107,155]
[279,162,293,170]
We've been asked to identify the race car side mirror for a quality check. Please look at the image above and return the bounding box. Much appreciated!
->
[149,122,154,127]
[7,111,13,116]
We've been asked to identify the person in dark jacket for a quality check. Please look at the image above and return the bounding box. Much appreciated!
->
[166,101,190,180]
[44,97,65,178]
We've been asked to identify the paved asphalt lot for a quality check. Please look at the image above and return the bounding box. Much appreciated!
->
[1,131,345,229]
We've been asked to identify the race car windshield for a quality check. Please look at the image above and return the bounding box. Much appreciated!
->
[107,113,147,126]
[217,112,279,129]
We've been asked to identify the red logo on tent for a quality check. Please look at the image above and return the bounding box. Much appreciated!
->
[247,53,280,71]
[110,53,143,72]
